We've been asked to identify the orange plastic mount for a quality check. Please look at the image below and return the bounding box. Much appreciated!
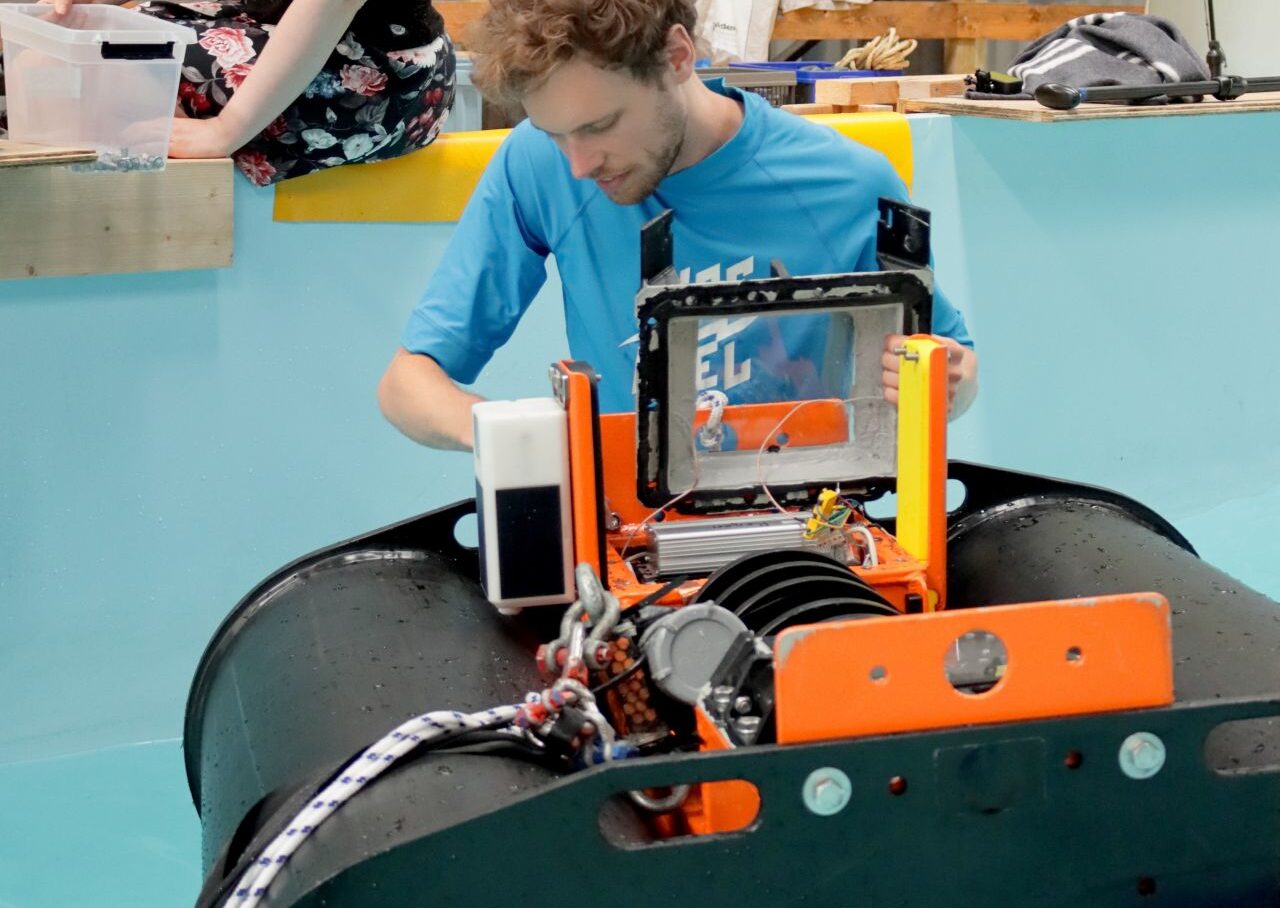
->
[773,593,1174,743]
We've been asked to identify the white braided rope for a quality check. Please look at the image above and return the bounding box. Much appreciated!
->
[225,704,521,908]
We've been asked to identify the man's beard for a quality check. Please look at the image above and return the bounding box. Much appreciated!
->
[602,90,687,205]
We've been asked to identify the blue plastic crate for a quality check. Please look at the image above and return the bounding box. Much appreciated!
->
[729,61,903,103]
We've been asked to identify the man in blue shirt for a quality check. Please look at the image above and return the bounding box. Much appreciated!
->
[379,0,977,450]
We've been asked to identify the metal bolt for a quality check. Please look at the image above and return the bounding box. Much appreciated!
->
[1118,732,1166,780]
[733,694,753,714]
[803,767,852,816]
[732,715,763,744]
[710,685,735,716]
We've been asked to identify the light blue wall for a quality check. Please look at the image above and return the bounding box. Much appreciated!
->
[908,111,1280,597]
[0,177,566,765]
[0,110,1277,907]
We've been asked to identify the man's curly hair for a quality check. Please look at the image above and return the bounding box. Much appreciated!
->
[468,0,698,108]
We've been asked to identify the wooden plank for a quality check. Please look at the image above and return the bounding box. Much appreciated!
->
[0,139,97,169]
[902,91,1280,122]
[435,1,486,48]
[0,159,234,279]
[438,2,1143,45]
[772,3,1142,41]
[780,102,839,115]
[813,75,965,107]
[815,78,902,106]
[895,74,970,99]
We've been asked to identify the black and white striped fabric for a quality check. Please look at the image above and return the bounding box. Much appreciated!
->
[972,12,1209,101]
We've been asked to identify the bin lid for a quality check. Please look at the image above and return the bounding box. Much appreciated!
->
[0,4,196,48]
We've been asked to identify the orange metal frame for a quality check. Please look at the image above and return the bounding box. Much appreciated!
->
[773,593,1174,743]
[595,406,934,613]
[551,346,1176,836]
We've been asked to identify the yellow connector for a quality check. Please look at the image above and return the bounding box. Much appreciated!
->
[804,488,841,540]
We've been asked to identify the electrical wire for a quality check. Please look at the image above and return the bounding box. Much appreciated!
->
[625,392,888,561]
[753,395,885,518]
[848,523,879,567]
[619,402,715,555]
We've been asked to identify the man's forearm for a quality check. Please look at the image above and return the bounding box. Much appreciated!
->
[378,349,482,451]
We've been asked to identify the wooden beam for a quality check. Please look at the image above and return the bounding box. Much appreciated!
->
[902,91,1280,122]
[943,0,986,74]
[771,3,1142,41]
[0,159,234,280]
[437,2,1145,49]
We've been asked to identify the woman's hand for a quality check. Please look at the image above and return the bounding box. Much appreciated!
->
[42,0,112,16]
[168,115,237,158]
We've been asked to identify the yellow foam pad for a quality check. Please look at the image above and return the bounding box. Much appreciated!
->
[273,112,913,223]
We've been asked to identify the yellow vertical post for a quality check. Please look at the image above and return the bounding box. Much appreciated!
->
[895,336,949,611]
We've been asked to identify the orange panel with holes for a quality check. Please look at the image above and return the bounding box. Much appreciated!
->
[773,593,1174,743]
[690,398,849,452]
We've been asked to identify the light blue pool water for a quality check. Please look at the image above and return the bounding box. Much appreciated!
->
[1,111,1277,906]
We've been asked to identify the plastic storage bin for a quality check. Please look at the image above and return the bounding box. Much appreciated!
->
[698,67,797,107]
[0,4,195,171]
[729,61,903,104]
[444,52,482,133]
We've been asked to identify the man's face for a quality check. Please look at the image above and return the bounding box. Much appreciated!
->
[523,58,687,206]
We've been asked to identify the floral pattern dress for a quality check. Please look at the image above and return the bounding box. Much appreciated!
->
[143,0,455,185]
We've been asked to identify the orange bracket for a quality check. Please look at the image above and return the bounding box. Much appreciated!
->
[773,593,1174,743]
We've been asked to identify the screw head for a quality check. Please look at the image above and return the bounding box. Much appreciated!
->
[803,767,852,816]
[710,685,735,716]
[732,715,763,744]
[1118,732,1166,780]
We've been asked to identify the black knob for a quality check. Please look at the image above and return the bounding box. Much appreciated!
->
[1035,83,1082,110]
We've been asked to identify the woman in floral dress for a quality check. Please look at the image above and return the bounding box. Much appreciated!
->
[33,0,455,185]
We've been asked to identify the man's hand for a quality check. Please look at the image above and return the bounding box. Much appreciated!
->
[881,333,979,419]
[168,115,238,159]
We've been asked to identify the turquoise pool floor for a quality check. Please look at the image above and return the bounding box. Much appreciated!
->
[0,742,199,907]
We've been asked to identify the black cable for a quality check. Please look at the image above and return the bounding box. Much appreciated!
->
[428,729,563,770]
[635,575,688,609]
